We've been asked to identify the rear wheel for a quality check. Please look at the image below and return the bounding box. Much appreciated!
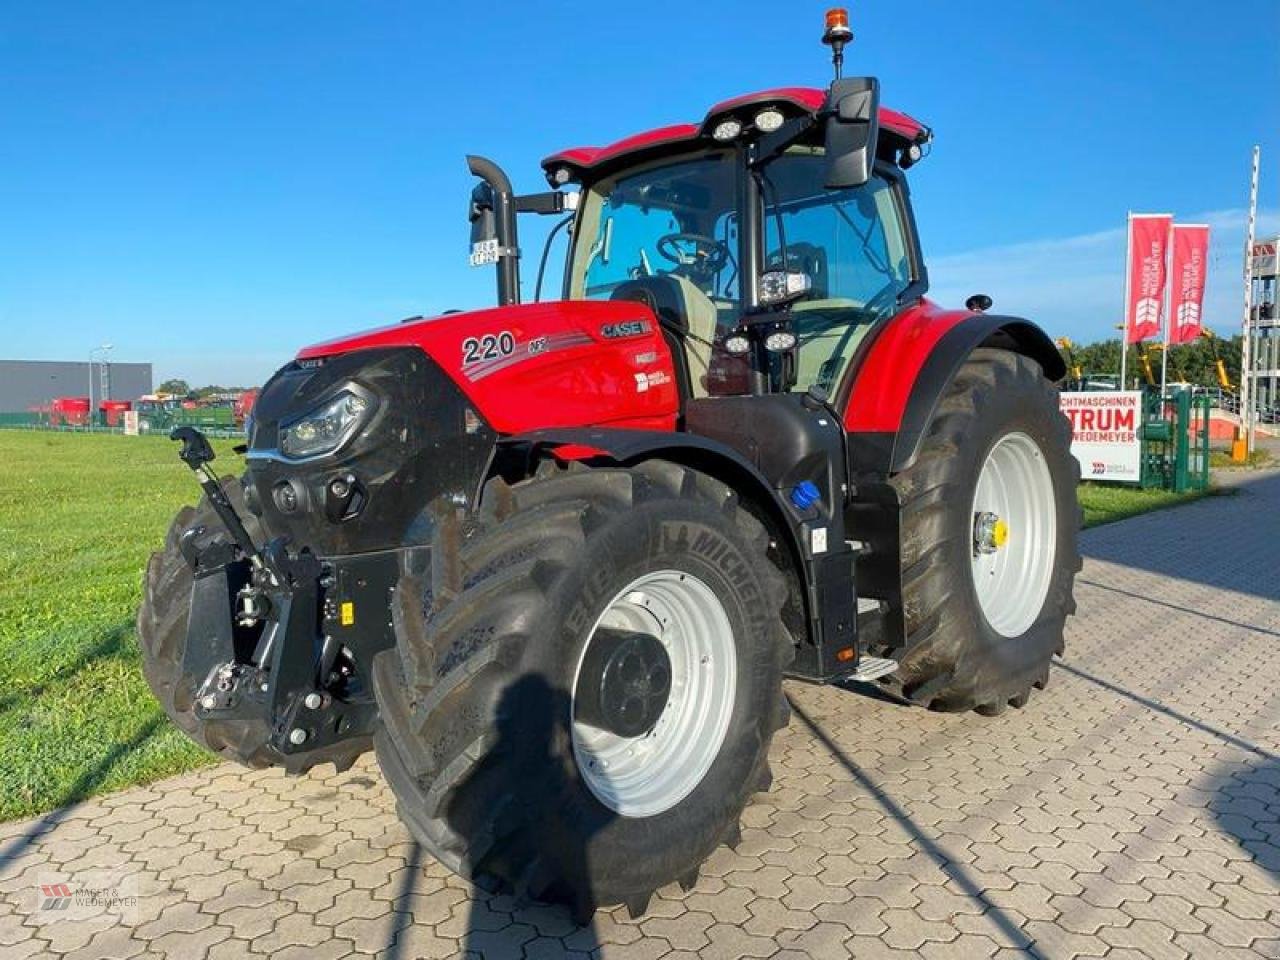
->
[372,462,790,917]
[882,349,1081,714]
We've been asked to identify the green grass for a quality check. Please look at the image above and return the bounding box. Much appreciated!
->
[1209,447,1273,469]
[1077,481,1215,528]
[0,430,240,822]
[0,429,1225,822]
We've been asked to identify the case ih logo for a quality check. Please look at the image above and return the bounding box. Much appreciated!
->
[40,883,73,910]
[601,320,651,339]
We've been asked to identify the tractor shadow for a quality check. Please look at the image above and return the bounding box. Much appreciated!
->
[1057,660,1280,884]
[451,675,606,959]
[0,714,165,872]
[0,620,136,715]
[1206,755,1280,885]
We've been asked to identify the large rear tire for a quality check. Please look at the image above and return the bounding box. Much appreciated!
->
[881,349,1081,714]
[372,461,790,917]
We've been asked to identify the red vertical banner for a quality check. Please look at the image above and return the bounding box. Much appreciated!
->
[1124,214,1172,343]
[1169,224,1210,344]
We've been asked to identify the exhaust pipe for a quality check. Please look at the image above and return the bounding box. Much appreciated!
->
[467,155,520,306]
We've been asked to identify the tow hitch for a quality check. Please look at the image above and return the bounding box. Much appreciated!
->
[170,428,398,772]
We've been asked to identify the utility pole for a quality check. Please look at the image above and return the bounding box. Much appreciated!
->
[1240,146,1260,458]
[88,343,113,430]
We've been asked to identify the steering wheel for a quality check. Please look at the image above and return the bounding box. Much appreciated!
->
[655,232,730,280]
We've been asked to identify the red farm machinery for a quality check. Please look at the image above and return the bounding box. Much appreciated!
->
[140,10,1079,918]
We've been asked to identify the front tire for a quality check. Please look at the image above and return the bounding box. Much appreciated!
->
[882,349,1081,714]
[372,462,790,916]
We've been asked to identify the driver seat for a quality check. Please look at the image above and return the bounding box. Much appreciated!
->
[610,276,719,398]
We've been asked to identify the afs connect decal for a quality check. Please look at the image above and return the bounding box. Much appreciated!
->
[461,329,594,382]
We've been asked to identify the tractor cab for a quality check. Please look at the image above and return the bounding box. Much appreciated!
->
[467,29,933,406]
[558,131,922,400]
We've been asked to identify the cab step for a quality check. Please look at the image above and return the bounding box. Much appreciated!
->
[850,656,899,683]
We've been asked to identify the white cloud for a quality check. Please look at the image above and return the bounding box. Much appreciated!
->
[927,208,1280,343]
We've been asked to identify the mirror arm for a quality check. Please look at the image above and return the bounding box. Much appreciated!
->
[514,191,573,216]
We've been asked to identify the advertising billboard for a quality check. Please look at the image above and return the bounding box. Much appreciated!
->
[1059,391,1142,484]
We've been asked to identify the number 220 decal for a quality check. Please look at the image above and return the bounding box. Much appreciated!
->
[462,331,515,365]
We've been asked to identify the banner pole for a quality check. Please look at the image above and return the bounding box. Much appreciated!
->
[1161,223,1172,399]
[1121,212,1132,390]
[1241,146,1260,456]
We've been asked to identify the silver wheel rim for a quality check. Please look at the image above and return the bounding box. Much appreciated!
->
[970,431,1057,637]
[572,570,737,818]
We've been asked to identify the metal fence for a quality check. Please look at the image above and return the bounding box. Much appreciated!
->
[0,412,245,438]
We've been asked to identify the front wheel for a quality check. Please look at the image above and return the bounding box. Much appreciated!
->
[883,348,1081,714]
[371,462,790,917]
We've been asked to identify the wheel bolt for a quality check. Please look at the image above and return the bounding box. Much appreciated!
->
[304,692,323,710]
[201,695,216,711]
[289,728,308,745]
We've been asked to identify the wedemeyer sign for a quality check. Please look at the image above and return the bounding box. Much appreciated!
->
[1169,224,1210,345]
[1058,391,1142,484]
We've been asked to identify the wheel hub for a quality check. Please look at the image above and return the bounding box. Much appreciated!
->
[571,570,737,818]
[972,511,1010,555]
[574,628,672,738]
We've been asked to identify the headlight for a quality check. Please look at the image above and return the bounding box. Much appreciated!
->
[279,390,372,460]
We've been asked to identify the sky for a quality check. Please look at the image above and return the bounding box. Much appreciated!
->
[2,1,1278,386]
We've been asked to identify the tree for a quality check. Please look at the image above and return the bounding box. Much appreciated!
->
[1056,334,1242,390]
[157,378,191,396]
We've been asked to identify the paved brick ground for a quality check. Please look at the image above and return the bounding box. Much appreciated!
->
[2,471,1279,959]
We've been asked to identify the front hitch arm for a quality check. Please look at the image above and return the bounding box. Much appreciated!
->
[170,426,263,565]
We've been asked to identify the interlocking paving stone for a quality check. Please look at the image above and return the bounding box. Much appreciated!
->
[2,469,1280,958]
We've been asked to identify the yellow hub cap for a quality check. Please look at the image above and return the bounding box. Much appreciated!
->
[991,518,1009,549]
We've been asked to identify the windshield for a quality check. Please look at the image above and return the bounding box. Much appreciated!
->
[565,147,915,398]
[761,151,913,393]
[569,153,739,303]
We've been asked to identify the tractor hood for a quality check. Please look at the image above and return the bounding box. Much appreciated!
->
[295,300,679,435]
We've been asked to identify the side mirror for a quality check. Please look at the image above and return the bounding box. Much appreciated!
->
[468,181,499,265]
[823,77,880,190]
[965,293,993,313]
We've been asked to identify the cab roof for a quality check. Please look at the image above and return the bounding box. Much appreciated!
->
[541,86,930,185]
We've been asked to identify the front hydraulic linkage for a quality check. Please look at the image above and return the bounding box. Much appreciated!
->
[169,427,381,772]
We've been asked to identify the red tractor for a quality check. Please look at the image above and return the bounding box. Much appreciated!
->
[140,10,1079,918]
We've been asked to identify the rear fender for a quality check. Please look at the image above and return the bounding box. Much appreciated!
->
[844,308,1064,478]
